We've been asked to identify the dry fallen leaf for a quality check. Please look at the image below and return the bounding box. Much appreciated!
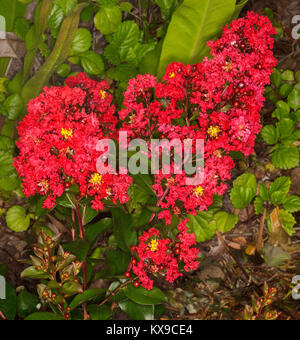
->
[245,244,256,256]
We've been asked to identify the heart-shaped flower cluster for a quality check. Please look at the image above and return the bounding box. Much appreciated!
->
[14,73,132,210]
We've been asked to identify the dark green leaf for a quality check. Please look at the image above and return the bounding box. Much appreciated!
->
[119,300,154,320]
[124,285,167,305]
[17,290,39,319]
[69,289,106,310]
[25,312,65,320]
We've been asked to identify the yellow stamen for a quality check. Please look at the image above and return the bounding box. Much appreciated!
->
[149,239,159,252]
[89,173,103,186]
[100,90,106,100]
[193,185,204,197]
[38,180,49,193]
[61,128,73,140]
[169,72,175,79]
[207,125,221,138]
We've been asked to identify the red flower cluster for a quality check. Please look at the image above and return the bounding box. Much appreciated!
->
[119,12,277,219]
[129,220,199,290]
[14,73,132,210]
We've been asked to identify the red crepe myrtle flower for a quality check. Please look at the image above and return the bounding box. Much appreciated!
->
[14,73,132,210]
[131,220,199,290]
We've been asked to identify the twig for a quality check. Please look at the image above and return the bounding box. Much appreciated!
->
[0,310,6,320]
[73,195,89,320]
[256,208,266,253]
[215,230,251,283]
[99,278,135,307]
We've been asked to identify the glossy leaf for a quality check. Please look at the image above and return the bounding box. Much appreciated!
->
[186,211,216,242]
[69,288,106,310]
[119,300,154,320]
[124,285,167,305]
[6,206,30,232]
[158,0,236,77]
[230,173,257,209]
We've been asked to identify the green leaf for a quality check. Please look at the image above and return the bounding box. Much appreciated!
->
[85,218,112,245]
[55,63,71,77]
[3,94,23,120]
[112,21,140,59]
[270,68,282,88]
[87,304,111,320]
[104,45,121,65]
[261,125,279,145]
[254,196,265,215]
[269,176,291,206]
[111,208,137,253]
[276,119,295,139]
[120,2,133,13]
[276,100,290,115]
[119,300,154,320]
[17,290,39,319]
[279,83,293,98]
[22,0,55,83]
[69,288,106,310]
[6,206,30,232]
[288,88,300,110]
[94,6,122,35]
[0,171,20,192]
[13,18,30,40]
[214,211,238,233]
[83,205,99,225]
[21,266,50,280]
[158,0,236,77]
[71,28,92,54]
[259,182,269,201]
[125,43,157,67]
[49,4,64,38]
[271,145,299,170]
[283,195,300,213]
[61,281,83,296]
[124,285,167,305]
[106,64,137,82]
[230,173,257,209]
[21,3,87,109]
[55,0,78,15]
[0,136,14,153]
[155,0,179,18]
[139,40,163,75]
[281,70,294,82]
[231,0,248,20]
[0,0,27,76]
[81,51,105,75]
[25,312,65,320]
[63,239,90,262]
[279,209,296,236]
[0,283,17,320]
[186,211,217,242]
[105,250,130,276]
